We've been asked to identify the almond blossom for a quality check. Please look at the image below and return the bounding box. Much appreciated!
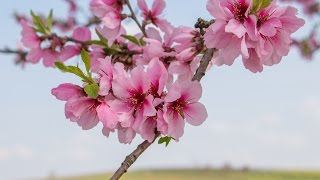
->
[205,0,305,72]
[137,0,167,28]
[51,83,101,130]
[164,81,208,140]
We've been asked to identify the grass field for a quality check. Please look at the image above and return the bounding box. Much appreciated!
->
[47,169,320,180]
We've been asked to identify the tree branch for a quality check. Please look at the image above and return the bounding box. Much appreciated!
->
[109,48,216,180]
[192,48,217,81]
[110,132,161,180]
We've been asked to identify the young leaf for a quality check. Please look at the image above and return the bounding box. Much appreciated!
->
[84,83,99,99]
[30,10,45,34]
[122,35,141,46]
[252,0,272,13]
[139,37,146,46]
[158,136,172,147]
[54,62,93,83]
[47,9,53,32]
[81,49,91,77]
[30,10,50,35]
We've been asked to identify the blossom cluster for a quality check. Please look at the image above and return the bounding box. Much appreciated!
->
[18,0,305,144]
[205,0,305,72]
[50,0,208,144]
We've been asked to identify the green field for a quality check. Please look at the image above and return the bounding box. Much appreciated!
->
[48,169,320,180]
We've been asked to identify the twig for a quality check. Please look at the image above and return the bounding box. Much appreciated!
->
[0,48,26,55]
[109,48,216,180]
[125,0,148,37]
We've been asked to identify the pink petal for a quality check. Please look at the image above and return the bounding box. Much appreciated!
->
[72,27,91,42]
[206,0,227,20]
[243,49,263,73]
[117,127,136,144]
[225,19,246,38]
[143,95,157,117]
[165,110,185,140]
[137,0,148,13]
[147,58,168,95]
[184,102,208,126]
[60,45,80,61]
[164,82,181,102]
[97,102,118,129]
[141,117,157,142]
[180,81,202,102]
[152,0,166,16]
[26,48,43,64]
[51,83,82,101]
[131,65,150,93]
[77,109,99,130]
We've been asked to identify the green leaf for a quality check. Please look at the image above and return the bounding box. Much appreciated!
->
[30,10,50,35]
[54,62,93,83]
[252,0,272,13]
[81,49,91,77]
[47,9,53,32]
[122,35,141,46]
[84,83,99,99]
[139,37,146,46]
[158,136,172,147]
[30,10,45,34]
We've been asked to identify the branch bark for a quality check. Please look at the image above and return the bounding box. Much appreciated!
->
[109,48,216,180]
[110,132,160,180]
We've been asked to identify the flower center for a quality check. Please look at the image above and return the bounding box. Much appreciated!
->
[128,92,146,110]
[257,12,269,28]
[170,100,186,118]
[232,1,249,23]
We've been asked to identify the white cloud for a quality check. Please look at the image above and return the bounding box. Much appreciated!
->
[0,147,10,160]
[302,97,320,120]
[0,145,34,160]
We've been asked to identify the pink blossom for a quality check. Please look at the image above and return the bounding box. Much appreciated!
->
[205,0,304,72]
[163,80,208,140]
[65,97,100,130]
[20,20,41,49]
[90,0,123,29]
[137,0,166,28]
[146,58,168,97]
[52,84,100,130]
[61,27,91,60]
[111,65,157,132]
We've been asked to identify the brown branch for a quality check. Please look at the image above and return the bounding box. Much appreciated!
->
[110,132,161,180]
[192,48,217,81]
[109,48,216,180]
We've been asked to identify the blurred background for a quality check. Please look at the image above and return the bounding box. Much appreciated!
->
[1,0,320,179]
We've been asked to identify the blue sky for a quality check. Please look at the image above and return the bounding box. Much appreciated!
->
[1,0,320,179]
